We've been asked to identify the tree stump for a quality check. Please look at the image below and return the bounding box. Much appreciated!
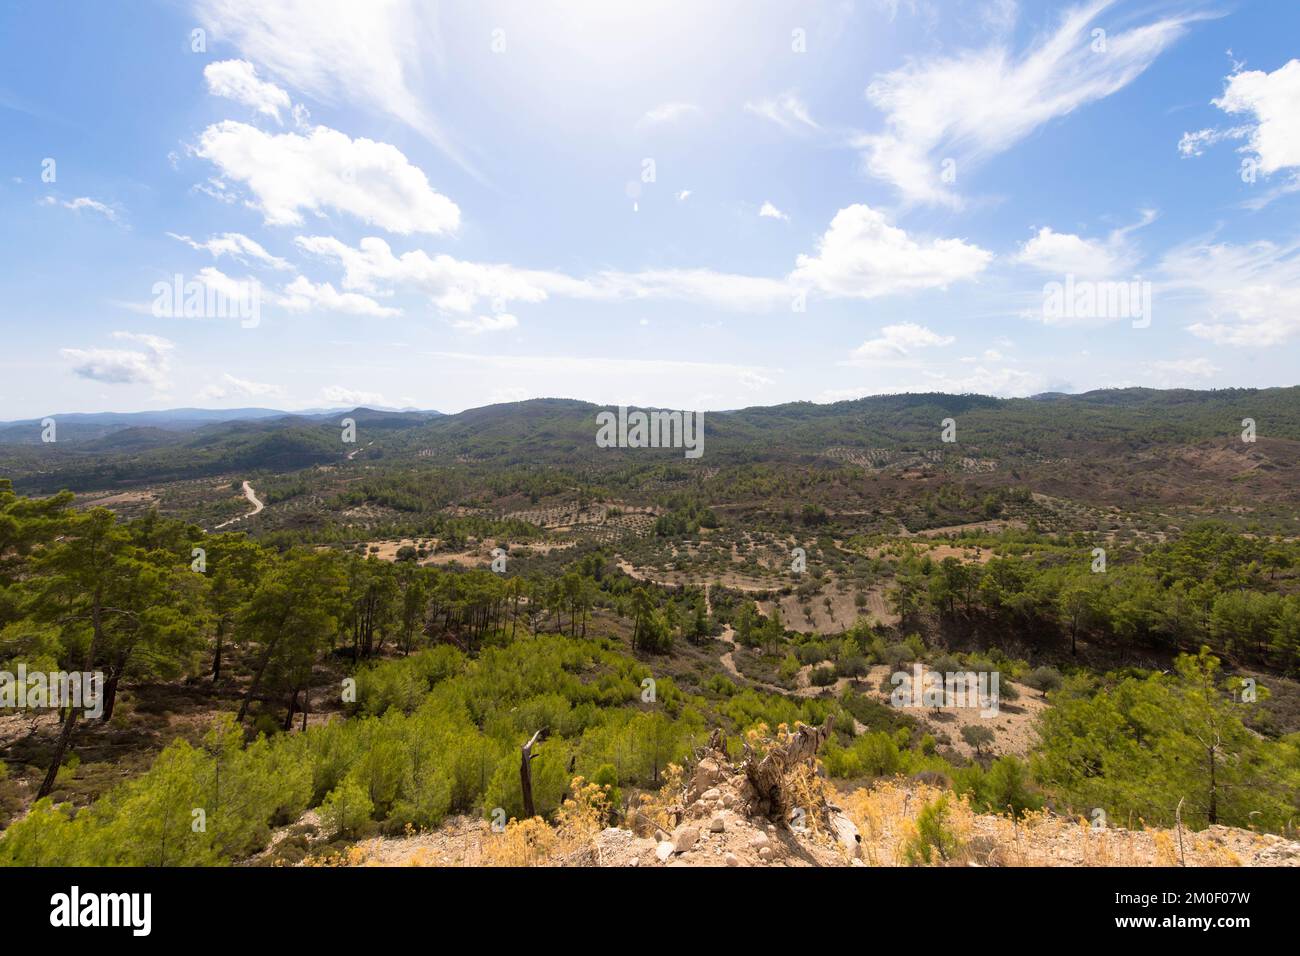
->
[742,717,834,820]
[520,728,545,818]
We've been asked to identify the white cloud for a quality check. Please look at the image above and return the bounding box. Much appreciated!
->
[820,364,1048,400]
[744,91,819,132]
[203,59,291,122]
[758,201,789,221]
[1016,227,1123,277]
[61,332,174,388]
[194,266,260,307]
[1211,59,1300,177]
[847,322,955,364]
[199,373,286,401]
[194,121,461,235]
[278,276,399,316]
[676,190,692,201]
[603,269,790,310]
[40,196,119,221]
[298,206,989,316]
[451,313,519,334]
[168,231,291,270]
[639,102,700,126]
[1177,125,1248,157]
[319,385,388,407]
[858,0,1197,206]
[296,235,792,312]
[1146,357,1219,382]
[296,235,588,312]
[1014,210,1154,278]
[790,204,991,298]
[911,365,1048,397]
[194,0,473,172]
[1160,237,1300,346]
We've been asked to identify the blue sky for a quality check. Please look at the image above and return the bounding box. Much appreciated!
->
[1,0,1298,418]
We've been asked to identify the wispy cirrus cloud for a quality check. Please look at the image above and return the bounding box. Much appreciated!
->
[744,91,820,133]
[194,0,478,174]
[638,102,701,126]
[857,0,1202,207]
[40,196,121,222]
[199,372,286,401]
[451,313,519,335]
[168,231,291,270]
[1160,236,1300,346]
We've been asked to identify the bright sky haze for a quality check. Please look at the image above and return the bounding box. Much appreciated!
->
[1,0,1298,417]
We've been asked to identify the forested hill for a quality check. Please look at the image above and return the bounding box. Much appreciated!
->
[2,387,1297,494]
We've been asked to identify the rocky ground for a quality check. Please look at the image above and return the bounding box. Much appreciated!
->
[275,723,1300,869]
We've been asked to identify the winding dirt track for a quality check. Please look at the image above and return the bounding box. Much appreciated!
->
[214,481,264,530]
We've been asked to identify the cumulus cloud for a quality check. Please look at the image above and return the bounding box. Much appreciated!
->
[194,121,461,235]
[61,332,174,388]
[1014,210,1155,279]
[1212,59,1300,177]
[203,59,292,122]
[1181,59,1300,204]
[846,323,955,364]
[790,204,991,298]
[168,231,291,270]
[278,276,400,316]
[759,201,789,221]
[858,0,1198,206]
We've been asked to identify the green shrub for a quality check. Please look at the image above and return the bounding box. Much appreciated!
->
[903,795,962,865]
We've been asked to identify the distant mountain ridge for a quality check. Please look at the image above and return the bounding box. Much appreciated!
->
[0,387,1296,495]
[0,406,443,445]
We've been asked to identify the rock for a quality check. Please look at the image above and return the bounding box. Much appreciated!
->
[725,853,740,867]
[748,832,769,850]
[710,815,726,833]
[701,787,722,802]
[672,826,701,853]
[655,841,674,862]
[628,856,639,867]
[758,846,773,861]
[828,810,863,860]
